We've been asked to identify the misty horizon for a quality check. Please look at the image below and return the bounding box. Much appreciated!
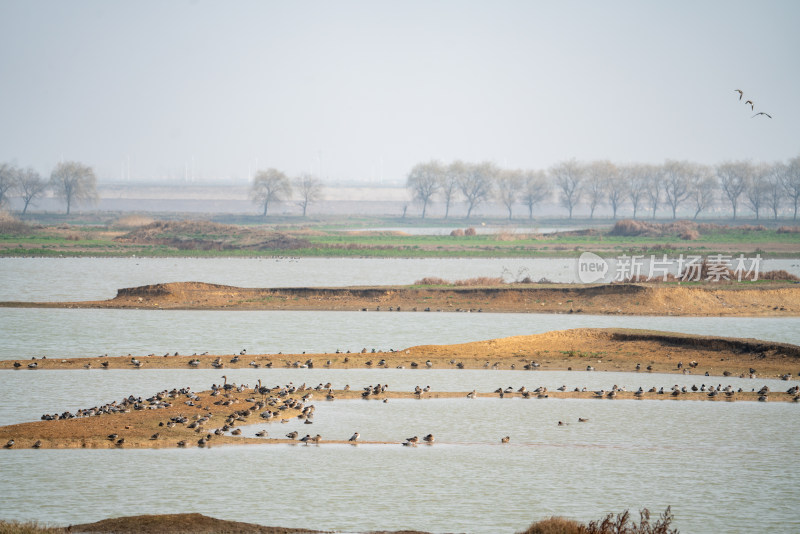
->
[1,1,799,184]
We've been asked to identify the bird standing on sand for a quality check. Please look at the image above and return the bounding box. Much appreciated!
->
[349,432,360,442]
[423,433,435,444]
[404,436,419,446]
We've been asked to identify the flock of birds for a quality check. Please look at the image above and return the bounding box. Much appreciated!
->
[4,374,795,450]
[734,88,772,119]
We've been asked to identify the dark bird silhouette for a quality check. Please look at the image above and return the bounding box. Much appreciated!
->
[745,100,754,110]
[734,89,743,100]
[752,112,772,119]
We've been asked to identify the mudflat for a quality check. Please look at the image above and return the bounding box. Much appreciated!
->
[2,281,799,316]
[2,328,798,451]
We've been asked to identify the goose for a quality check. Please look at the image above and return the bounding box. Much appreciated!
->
[404,436,419,446]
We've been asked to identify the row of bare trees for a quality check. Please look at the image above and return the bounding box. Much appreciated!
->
[249,169,325,216]
[0,161,97,214]
[406,157,800,220]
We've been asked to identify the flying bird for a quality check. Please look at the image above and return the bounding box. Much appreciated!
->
[752,112,772,119]
[734,89,743,100]
[745,100,754,110]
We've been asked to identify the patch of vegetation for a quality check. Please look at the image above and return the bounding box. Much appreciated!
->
[518,507,678,534]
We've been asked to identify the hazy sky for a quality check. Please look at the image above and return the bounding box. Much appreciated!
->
[1,0,798,183]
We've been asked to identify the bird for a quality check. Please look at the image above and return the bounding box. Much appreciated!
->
[286,431,299,440]
[745,100,754,110]
[734,89,743,100]
[578,417,589,423]
[423,433,435,444]
[255,430,268,437]
[349,432,360,442]
[404,436,419,446]
[4,439,14,448]
[501,436,510,443]
[752,112,772,119]
[32,440,42,449]
[299,434,312,442]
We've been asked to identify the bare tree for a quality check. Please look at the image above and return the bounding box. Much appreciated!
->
[293,173,324,217]
[716,161,750,220]
[550,159,584,219]
[495,169,522,219]
[49,161,97,215]
[439,161,464,219]
[520,169,551,220]
[250,168,291,216]
[585,160,616,218]
[406,161,442,219]
[783,156,800,220]
[765,163,785,220]
[16,167,47,215]
[0,162,17,209]
[643,165,662,220]
[662,159,692,219]
[599,161,626,219]
[688,164,716,219]
[458,161,497,219]
[621,164,648,219]
[744,164,769,219]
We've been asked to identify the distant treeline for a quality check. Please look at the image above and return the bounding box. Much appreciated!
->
[406,157,800,221]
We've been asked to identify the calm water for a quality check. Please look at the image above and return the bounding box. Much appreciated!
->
[1,309,799,360]
[0,385,797,533]
[2,257,799,302]
[2,257,800,532]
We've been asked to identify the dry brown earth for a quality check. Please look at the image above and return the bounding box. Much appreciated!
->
[2,281,799,316]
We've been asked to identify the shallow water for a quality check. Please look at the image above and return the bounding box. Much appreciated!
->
[2,256,800,533]
[0,392,797,533]
[2,309,800,360]
[2,257,798,302]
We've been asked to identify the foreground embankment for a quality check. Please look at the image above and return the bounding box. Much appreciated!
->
[1,281,798,316]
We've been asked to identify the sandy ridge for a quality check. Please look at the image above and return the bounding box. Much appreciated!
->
[1,281,799,316]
